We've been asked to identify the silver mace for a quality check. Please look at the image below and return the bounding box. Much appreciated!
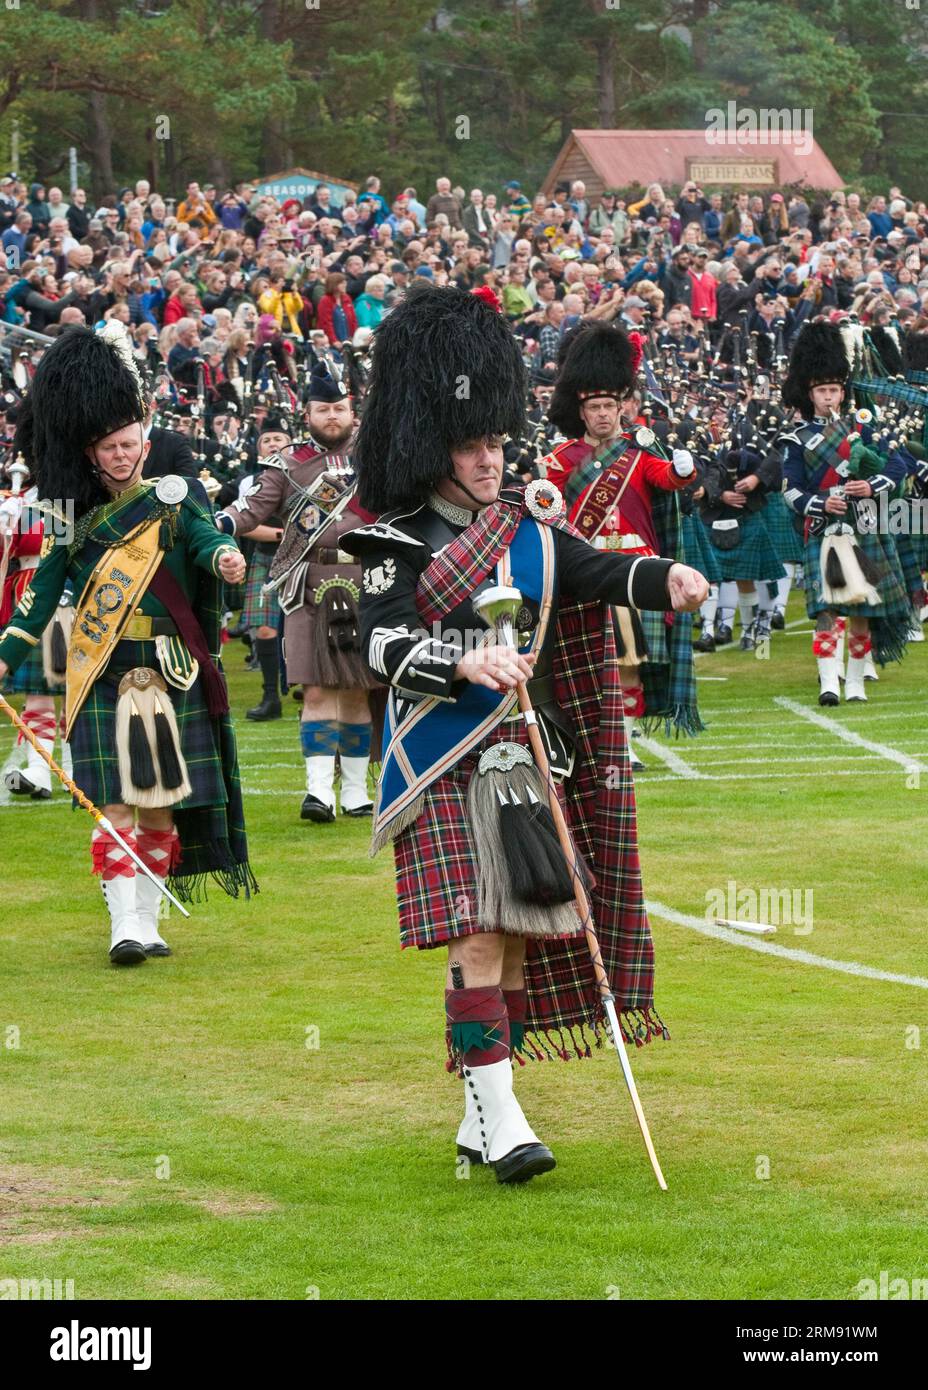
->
[474,583,667,1190]
[0,694,190,918]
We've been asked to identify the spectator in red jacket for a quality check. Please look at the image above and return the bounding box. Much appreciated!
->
[688,249,718,323]
[163,280,203,325]
[315,272,357,345]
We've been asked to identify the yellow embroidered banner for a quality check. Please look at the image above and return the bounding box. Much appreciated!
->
[65,517,163,738]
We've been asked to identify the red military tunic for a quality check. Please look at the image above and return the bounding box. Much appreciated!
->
[543,432,691,557]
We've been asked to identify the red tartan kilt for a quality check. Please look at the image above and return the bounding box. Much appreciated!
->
[393,718,584,951]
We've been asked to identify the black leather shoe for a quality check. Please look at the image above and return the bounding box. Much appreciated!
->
[493,1142,556,1184]
[144,943,172,958]
[715,623,733,646]
[693,631,716,652]
[819,690,839,707]
[109,940,147,965]
[771,611,785,630]
[246,696,282,721]
[4,770,35,795]
[301,794,335,823]
[341,803,373,818]
[456,1144,485,1166]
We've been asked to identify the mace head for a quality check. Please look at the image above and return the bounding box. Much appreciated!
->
[473,584,523,632]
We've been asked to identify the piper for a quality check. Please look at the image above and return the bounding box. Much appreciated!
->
[341,284,707,1184]
[0,324,256,965]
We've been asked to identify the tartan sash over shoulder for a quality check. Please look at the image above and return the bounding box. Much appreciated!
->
[371,498,556,853]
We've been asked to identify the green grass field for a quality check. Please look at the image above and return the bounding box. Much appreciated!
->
[2,600,927,1301]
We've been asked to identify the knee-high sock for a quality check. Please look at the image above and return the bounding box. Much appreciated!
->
[700,584,719,633]
[20,707,56,793]
[775,563,795,614]
[338,721,373,810]
[253,636,280,700]
[757,581,777,613]
[737,588,757,632]
[718,581,738,626]
[503,987,527,1062]
[445,985,510,1069]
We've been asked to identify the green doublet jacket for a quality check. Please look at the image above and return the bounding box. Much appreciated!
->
[0,481,238,675]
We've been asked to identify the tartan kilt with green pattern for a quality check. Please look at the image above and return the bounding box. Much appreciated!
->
[0,641,63,697]
[680,510,722,584]
[803,528,908,619]
[764,491,804,565]
[69,636,255,899]
[710,510,786,582]
[241,550,280,630]
[639,606,669,664]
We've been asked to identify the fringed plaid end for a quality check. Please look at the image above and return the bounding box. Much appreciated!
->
[520,1007,669,1064]
[641,704,706,738]
[168,857,259,903]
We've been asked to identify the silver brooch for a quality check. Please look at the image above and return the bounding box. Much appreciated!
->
[524,478,563,522]
[155,475,189,505]
[635,427,656,448]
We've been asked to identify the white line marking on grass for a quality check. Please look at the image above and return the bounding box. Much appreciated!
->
[635,736,705,778]
[635,767,896,784]
[646,898,928,991]
[696,676,729,681]
[695,753,885,768]
[775,697,928,774]
[698,696,928,718]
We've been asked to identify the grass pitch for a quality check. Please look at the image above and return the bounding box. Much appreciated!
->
[1,600,927,1300]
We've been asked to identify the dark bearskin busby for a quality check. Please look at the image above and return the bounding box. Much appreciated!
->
[353,282,527,514]
[547,322,636,439]
[903,330,928,375]
[14,323,147,518]
[781,320,849,420]
[869,324,904,377]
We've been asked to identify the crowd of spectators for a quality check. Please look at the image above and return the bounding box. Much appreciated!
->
[2,167,927,399]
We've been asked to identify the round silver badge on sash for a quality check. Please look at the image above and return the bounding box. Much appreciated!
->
[635,427,656,448]
[155,475,189,505]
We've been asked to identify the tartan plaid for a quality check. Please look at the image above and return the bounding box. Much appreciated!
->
[69,637,255,900]
[803,528,910,663]
[241,550,280,630]
[854,376,928,410]
[763,491,804,565]
[680,510,722,584]
[639,606,669,663]
[398,497,665,1056]
[710,509,786,582]
[641,490,703,735]
[0,641,62,696]
[894,527,926,599]
[417,494,523,620]
[804,418,854,474]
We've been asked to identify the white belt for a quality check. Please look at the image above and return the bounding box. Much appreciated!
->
[594,533,646,551]
[17,554,40,570]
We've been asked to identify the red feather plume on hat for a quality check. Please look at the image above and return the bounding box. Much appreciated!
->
[471,285,502,313]
[627,331,645,376]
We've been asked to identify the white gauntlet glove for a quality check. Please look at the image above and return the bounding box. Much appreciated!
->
[672,448,695,478]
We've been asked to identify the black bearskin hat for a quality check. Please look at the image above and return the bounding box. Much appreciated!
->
[548,323,636,438]
[781,320,849,419]
[903,331,928,374]
[13,324,146,518]
[353,282,527,514]
[869,324,904,377]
